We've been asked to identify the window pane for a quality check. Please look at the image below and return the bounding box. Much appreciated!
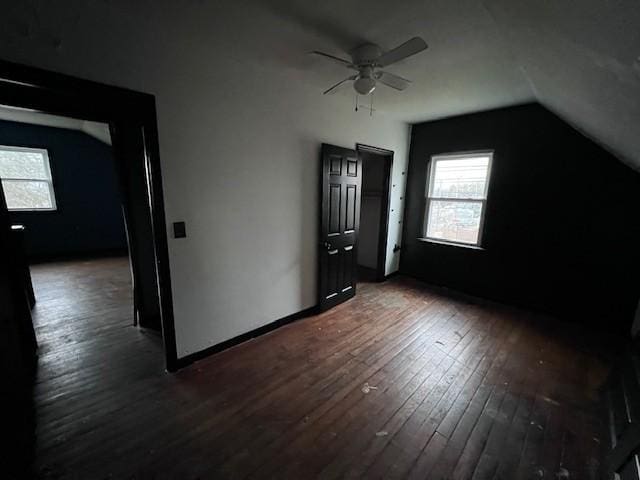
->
[426,200,482,244]
[0,149,48,180]
[2,180,54,210]
[431,156,490,199]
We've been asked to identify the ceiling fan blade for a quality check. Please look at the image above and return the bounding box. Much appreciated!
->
[376,71,412,91]
[311,51,355,68]
[377,37,428,67]
[323,75,357,95]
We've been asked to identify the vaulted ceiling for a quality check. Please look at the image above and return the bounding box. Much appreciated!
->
[1,0,639,169]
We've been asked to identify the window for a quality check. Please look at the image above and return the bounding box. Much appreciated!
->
[423,152,493,247]
[0,146,56,211]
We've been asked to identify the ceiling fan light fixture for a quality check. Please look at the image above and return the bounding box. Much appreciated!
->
[314,36,427,97]
[354,77,376,95]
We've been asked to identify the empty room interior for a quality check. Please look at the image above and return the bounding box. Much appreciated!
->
[1,1,640,479]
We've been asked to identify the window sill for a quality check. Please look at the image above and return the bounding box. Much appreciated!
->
[9,209,58,214]
[417,237,485,251]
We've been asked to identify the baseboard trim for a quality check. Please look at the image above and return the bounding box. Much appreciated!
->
[173,305,319,370]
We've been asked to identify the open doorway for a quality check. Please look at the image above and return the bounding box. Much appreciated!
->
[0,60,176,371]
[356,144,393,283]
[0,109,145,368]
[0,61,176,478]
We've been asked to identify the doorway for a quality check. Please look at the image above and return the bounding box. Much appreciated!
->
[0,60,176,372]
[317,143,393,312]
[0,111,147,369]
[356,144,393,283]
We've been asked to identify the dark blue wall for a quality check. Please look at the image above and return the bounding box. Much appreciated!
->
[0,120,127,258]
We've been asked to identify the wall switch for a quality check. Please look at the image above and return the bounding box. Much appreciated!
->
[173,221,186,239]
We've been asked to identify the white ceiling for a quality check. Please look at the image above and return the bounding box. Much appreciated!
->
[0,106,112,145]
[1,0,638,168]
[232,0,536,123]
[249,0,640,169]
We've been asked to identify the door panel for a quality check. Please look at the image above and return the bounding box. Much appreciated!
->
[342,245,355,292]
[319,144,362,311]
[328,184,341,235]
[345,184,357,232]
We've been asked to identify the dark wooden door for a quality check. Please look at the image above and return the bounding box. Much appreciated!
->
[319,144,362,311]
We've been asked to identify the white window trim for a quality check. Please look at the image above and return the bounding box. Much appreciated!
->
[0,145,57,212]
[422,150,494,248]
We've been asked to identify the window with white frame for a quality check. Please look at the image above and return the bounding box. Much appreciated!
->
[0,146,57,211]
[423,152,493,246]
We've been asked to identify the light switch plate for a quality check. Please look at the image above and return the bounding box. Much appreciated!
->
[173,221,186,239]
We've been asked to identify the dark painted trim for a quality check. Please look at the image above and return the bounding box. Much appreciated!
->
[0,59,178,372]
[141,102,178,371]
[356,144,395,156]
[416,237,485,251]
[356,143,394,282]
[175,305,319,369]
[398,271,510,308]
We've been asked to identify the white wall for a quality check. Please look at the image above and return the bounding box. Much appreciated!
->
[0,1,410,357]
[164,72,409,356]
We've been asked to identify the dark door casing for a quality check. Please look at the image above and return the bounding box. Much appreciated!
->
[110,121,161,330]
[356,144,394,282]
[319,144,362,311]
[0,59,177,371]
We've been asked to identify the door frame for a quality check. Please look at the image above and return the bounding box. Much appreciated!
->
[356,144,393,282]
[0,59,178,371]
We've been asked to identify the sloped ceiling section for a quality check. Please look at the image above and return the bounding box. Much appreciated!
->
[0,0,637,168]
[0,107,111,145]
[483,0,640,171]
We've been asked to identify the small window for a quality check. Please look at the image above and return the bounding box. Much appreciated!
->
[423,152,493,247]
[0,146,57,211]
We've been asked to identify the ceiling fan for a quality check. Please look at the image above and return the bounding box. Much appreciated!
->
[312,37,428,96]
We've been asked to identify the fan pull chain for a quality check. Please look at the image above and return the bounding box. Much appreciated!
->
[370,93,374,117]
[355,94,359,112]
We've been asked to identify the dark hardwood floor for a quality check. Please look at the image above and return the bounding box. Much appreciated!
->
[25,257,614,479]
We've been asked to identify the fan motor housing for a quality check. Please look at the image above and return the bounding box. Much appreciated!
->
[351,44,383,66]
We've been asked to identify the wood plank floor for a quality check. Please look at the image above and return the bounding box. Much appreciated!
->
[25,257,615,479]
